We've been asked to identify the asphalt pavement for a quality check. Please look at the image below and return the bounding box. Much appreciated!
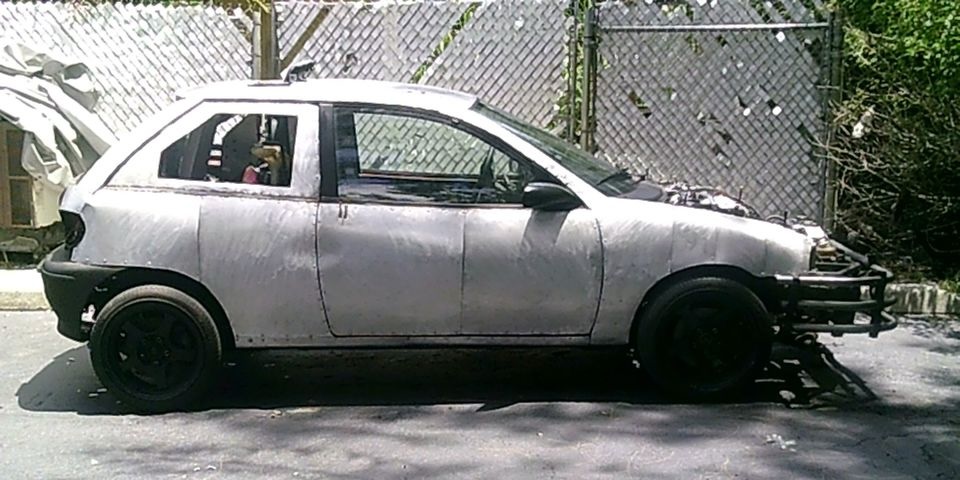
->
[1,311,958,479]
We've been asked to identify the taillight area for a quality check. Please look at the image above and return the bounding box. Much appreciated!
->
[61,211,86,249]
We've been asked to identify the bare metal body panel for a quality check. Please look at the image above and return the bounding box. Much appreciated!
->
[73,188,201,278]
[200,196,324,346]
[317,203,464,336]
[589,197,809,343]
[461,208,602,335]
[58,79,815,348]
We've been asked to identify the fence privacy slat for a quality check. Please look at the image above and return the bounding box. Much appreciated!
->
[592,0,830,218]
[1,0,835,218]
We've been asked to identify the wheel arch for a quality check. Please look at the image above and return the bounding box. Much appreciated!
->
[87,268,236,350]
[629,264,777,344]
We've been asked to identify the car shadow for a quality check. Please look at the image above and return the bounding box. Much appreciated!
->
[16,341,876,415]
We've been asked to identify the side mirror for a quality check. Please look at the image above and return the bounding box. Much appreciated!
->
[522,182,582,211]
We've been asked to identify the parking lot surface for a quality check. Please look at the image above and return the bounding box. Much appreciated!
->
[1,312,958,479]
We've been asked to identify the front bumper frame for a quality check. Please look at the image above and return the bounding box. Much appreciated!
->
[774,242,897,338]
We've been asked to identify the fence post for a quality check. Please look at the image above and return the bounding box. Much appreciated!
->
[252,1,280,80]
[579,5,597,151]
[565,0,580,143]
[821,10,844,231]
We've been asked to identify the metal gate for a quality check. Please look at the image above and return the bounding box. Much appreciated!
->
[1,0,841,220]
[581,1,840,220]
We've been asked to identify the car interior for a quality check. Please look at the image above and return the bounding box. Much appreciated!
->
[159,113,297,187]
[333,109,547,204]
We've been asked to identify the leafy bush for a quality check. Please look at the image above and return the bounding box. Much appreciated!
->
[831,0,960,280]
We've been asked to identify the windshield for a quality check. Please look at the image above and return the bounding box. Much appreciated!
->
[474,103,639,196]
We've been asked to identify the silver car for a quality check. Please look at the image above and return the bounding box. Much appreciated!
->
[39,79,896,411]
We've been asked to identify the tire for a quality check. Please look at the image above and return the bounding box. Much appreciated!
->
[636,276,772,399]
[89,285,222,412]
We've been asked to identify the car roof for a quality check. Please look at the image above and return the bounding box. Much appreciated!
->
[178,79,479,112]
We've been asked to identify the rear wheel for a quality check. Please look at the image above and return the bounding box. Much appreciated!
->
[636,277,772,398]
[89,285,222,412]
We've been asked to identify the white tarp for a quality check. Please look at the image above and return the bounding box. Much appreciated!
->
[0,42,116,227]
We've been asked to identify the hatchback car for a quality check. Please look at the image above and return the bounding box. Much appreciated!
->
[40,79,896,411]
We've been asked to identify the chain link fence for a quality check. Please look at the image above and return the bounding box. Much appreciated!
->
[273,0,575,175]
[276,0,573,129]
[0,0,574,134]
[589,0,834,218]
[0,1,255,134]
[0,0,840,218]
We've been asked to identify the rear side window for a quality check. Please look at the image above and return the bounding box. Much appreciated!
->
[159,114,297,187]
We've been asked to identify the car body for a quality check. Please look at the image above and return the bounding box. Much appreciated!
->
[39,79,896,410]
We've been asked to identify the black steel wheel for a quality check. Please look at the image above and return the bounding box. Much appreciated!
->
[636,277,772,398]
[89,285,222,412]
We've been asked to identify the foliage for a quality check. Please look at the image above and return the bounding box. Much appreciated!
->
[843,0,960,92]
[548,0,594,142]
[830,0,960,279]
[411,3,479,84]
[941,273,960,294]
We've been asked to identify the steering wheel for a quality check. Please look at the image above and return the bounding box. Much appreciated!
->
[494,169,513,193]
[476,148,530,203]
[476,146,495,189]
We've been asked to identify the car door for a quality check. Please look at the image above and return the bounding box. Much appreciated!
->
[461,206,603,335]
[458,137,603,335]
[317,105,602,337]
[316,106,474,336]
[148,101,325,346]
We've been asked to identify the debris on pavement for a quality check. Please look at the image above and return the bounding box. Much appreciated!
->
[779,390,797,402]
[764,433,798,452]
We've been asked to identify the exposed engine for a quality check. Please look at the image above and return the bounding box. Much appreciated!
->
[661,182,834,247]
[662,183,760,219]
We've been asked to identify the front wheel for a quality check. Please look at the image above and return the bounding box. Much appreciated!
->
[89,285,222,412]
[636,276,772,398]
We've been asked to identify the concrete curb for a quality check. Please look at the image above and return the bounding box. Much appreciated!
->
[0,268,47,310]
[0,291,48,310]
[886,283,960,315]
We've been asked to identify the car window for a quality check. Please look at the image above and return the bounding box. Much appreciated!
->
[333,108,546,205]
[159,113,297,187]
[474,103,640,196]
